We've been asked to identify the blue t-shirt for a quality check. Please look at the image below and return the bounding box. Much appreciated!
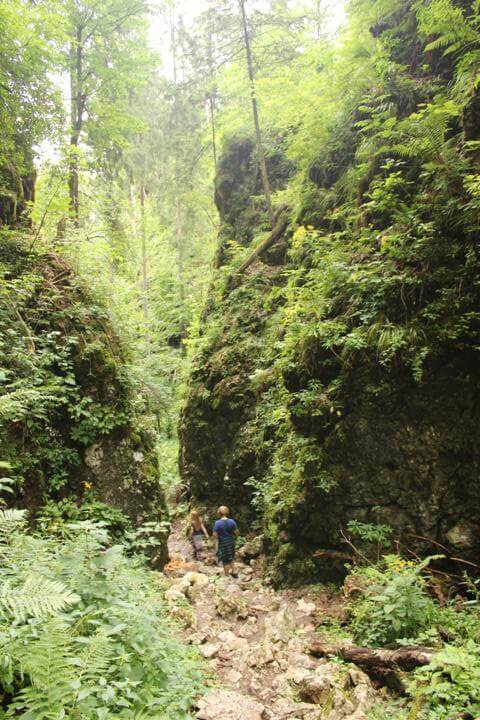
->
[213,518,237,539]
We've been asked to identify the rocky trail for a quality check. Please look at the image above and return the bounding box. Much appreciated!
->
[163,524,381,720]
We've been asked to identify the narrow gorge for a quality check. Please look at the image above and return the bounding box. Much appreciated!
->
[2,0,480,719]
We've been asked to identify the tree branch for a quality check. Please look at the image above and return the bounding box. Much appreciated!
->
[236,208,289,275]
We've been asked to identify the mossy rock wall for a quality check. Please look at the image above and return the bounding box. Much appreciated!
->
[0,160,35,228]
[180,6,480,584]
[0,235,167,545]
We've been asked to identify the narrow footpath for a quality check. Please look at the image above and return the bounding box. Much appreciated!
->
[163,523,379,720]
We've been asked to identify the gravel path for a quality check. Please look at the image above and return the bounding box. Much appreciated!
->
[163,522,377,720]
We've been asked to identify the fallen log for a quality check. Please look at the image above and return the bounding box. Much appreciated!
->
[309,641,435,693]
[236,209,289,274]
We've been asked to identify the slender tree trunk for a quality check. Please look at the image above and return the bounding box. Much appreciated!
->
[207,2,217,169]
[239,0,275,228]
[69,25,83,227]
[175,192,186,343]
[139,179,149,329]
[208,94,217,170]
[170,5,186,353]
[236,211,288,274]
[170,5,178,86]
[316,0,322,40]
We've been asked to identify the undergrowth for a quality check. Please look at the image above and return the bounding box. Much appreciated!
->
[0,508,203,719]
[343,554,480,720]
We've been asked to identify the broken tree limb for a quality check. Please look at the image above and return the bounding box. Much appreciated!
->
[236,209,289,275]
[312,549,354,563]
[309,641,435,693]
[309,640,434,671]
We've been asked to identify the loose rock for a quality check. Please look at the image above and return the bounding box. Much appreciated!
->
[196,690,264,720]
[200,643,220,659]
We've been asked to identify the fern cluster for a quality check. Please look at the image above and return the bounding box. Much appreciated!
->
[0,510,202,719]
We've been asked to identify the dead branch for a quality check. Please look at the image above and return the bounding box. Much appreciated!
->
[236,208,289,274]
[312,549,354,563]
[339,529,371,565]
[309,641,435,693]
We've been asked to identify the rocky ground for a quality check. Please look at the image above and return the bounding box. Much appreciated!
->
[163,525,381,720]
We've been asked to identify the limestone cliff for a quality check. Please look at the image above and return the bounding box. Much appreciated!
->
[180,2,480,584]
[0,232,167,557]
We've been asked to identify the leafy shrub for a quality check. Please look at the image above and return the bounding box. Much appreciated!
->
[349,556,439,646]
[346,520,394,562]
[38,497,133,540]
[408,641,480,720]
[0,509,203,719]
[125,519,171,556]
[346,520,393,547]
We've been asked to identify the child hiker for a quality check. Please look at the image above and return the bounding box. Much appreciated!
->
[188,511,209,560]
[212,505,238,577]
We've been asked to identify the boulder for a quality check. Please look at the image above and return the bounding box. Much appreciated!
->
[264,606,296,644]
[215,589,249,619]
[200,643,220,659]
[196,690,264,720]
[164,571,209,604]
[225,668,243,686]
[298,665,339,705]
[296,599,316,615]
[246,640,275,667]
[238,535,264,561]
[217,630,249,651]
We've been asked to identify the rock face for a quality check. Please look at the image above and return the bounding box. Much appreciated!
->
[180,5,480,583]
[0,159,35,227]
[0,235,167,549]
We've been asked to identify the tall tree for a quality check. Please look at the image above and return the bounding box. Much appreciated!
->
[0,0,60,174]
[240,0,274,227]
[65,0,149,226]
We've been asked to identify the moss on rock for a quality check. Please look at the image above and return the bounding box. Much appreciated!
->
[0,234,167,552]
[180,6,480,585]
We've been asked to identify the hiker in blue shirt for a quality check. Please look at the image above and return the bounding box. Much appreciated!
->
[212,505,239,578]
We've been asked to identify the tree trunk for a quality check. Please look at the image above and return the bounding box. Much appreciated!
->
[69,26,83,227]
[239,0,275,228]
[315,1,323,40]
[207,2,217,169]
[139,179,149,331]
[309,641,435,693]
[208,93,217,170]
[170,6,186,354]
[236,209,288,274]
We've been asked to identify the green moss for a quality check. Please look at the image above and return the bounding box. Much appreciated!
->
[267,543,317,587]
[0,239,166,535]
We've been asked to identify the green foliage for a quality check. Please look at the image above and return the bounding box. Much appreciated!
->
[0,239,161,508]
[0,0,61,171]
[349,556,439,646]
[125,520,171,556]
[346,520,394,562]
[408,642,480,720]
[346,520,393,547]
[366,573,480,719]
[0,509,202,719]
[180,0,480,596]
[38,498,132,540]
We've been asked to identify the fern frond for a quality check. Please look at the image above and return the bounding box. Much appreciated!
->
[73,629,115,689]
[0,576,79,621]
[15,619,75,719]
[0,508,28,538]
